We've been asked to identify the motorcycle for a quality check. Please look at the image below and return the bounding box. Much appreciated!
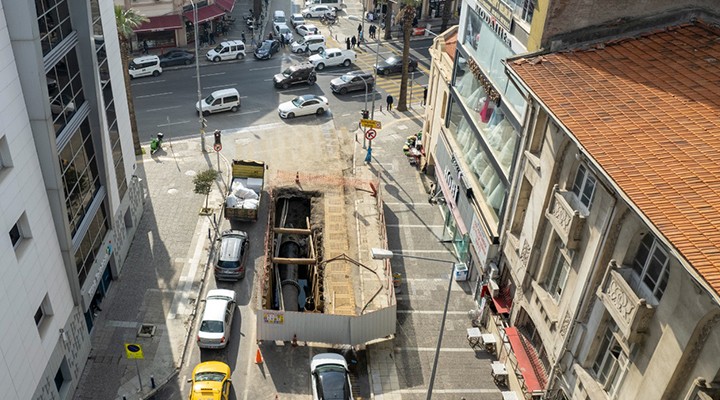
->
[150,132,164,155]
[320,13,337,25]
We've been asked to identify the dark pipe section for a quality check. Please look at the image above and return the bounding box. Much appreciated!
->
[279,240,301,311]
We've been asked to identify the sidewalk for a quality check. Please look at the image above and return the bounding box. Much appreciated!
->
[74,140,222,400]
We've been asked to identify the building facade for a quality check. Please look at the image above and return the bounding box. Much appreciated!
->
[423,0,720,398]
[0,0,142,398]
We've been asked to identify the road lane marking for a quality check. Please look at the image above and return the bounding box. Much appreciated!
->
[157,120,191,127]
[167,217,209,318]
[145,105,182,112]
[200,72,226,77]
[131,79,166,86]
[250,66,281,71]
[231,110,261,116]
[204,83,237,90]
[137,91,173,99]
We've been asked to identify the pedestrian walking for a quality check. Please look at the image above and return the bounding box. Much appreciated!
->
[285,32,293,46]
[358,23,362,36]
[142,40,148,54]
[346,37,351,50]
[209,32,215,45]
[268,32,274,40]
[386,94,394,111]
[241,32,246,42]
[369,25,375,39]
[351,35,357,48]
[359,31,364,44]
[423,86,428,106]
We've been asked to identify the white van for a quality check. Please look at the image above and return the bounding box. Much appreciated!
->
[196,88,241,116]
[206,40,246,62]
[128,55,162,78]
[291,34,326,53]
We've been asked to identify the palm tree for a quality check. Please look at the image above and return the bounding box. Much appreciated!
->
[383,1,393,40]
[115,6,148,156]
[440,0,454,32]
[396,0,419,112]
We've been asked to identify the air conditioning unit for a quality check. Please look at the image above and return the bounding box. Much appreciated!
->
[487,262,499,280]
[488,278,499,297]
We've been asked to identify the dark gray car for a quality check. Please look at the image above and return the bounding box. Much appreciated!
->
[330,71,375,95]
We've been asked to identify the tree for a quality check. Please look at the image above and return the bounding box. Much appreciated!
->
[383,1,393,40]
[396,0,419,112]
[193,169,219,213]
[115,6,147,156]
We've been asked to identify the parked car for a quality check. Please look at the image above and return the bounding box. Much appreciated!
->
[214,229,249,279]
[254,40,281,60]
[158,48,195,67]
[302,5,335,18]
[197,289,237,349]
[296,23,319,36]
[374,56,418,75]
[330,71,374,94]
[311,353,353,400]
[188,361,232,400]
[278,94,329,119]
[289,13,306,28]
[206,40,246,62]
[273,63,317,89]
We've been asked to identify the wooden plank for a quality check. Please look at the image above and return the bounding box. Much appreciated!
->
[272,257,317,265]
[273,227,312,235]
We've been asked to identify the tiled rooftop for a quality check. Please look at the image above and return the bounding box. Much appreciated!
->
[508,21,720,296]
[445,31,458,59]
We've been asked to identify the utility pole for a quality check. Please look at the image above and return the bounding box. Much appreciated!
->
[191,0,207,153]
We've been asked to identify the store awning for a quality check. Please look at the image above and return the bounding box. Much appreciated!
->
[504,327,545,394]
[133,15,183,33]
[183,4,226,24]
[215,0,236,12]
[492,285,513,314]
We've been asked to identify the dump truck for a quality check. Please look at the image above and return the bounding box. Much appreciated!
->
[224,160,265,221]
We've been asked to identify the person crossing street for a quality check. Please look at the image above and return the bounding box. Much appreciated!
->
[386,94,394,111]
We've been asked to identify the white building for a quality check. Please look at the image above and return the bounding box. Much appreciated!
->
[0,0,142,398]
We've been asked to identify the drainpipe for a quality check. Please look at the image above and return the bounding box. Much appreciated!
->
[544,193,618,397]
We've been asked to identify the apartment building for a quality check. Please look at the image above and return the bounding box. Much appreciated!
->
[0,0,142,398]
[503,17,720,400]
[422,0,720,398]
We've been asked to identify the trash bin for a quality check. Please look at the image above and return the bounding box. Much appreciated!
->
[454,263,468,282]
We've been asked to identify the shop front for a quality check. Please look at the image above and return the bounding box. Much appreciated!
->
[80,233,115,332]
[133,15,184,49]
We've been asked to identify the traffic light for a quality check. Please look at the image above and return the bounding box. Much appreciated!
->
[362,110,370,119]
[213,130,222,146]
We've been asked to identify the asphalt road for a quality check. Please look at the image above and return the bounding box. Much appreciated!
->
[131,37,433,144]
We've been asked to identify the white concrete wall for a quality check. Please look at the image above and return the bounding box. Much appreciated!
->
[0,4,77,399]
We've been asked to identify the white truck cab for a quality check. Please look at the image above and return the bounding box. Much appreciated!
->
[308,48,356,70]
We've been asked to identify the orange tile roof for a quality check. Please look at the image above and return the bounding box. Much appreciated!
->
[445,31,458,60]
[508,21,720,297]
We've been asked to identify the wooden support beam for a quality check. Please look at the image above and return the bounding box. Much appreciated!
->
[273,227,312,235]
[272,257,317,265]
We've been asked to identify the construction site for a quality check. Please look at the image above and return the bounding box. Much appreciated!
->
[255,171,397,345]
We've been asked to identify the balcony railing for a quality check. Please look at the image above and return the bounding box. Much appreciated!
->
[545,185,586,250]
[597,260,655,343]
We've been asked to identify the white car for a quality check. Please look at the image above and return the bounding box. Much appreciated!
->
[302,5,334,18]
[278,94,329,119]
[311,353,353,400]
[296,24,319,36]
[197,289,237,349]
[290,13,305,27]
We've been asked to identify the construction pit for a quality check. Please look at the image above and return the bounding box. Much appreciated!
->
[256,171,397,345]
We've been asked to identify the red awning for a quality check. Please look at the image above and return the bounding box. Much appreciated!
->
[133,15,183,33]
[214,0,236,12]
[183,4,226,24]
[492,285,513,314]
[505,327,545,394]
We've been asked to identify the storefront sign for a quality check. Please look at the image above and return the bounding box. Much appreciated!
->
[477,0,513,31]
[81,234,114,311]
[263,312,284,324]
[470,215,492,265]
[475,4,512,48]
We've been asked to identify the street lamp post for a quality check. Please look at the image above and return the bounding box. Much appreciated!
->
[370,248,457,400]
[357,74,370,149]
[190,0,207,152]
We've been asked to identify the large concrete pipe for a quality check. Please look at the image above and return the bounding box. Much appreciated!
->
[278,240,301,311]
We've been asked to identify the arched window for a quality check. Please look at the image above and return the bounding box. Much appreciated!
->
[631,234,669,301]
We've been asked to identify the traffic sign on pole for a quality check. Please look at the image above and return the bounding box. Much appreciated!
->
[214,143,222,152]
[365,129,377,141]
[360,119,382,129]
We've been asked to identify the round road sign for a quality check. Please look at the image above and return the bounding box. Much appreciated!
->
[365,129,377,141]
[214,143,222,152]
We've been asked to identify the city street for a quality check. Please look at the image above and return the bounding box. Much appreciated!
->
[131,37,433,143]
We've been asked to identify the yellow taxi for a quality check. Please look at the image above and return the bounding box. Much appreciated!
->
[188,361,232,400]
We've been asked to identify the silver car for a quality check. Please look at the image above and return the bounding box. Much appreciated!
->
[197,289,237,349]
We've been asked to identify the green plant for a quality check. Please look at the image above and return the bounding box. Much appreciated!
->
[193,169,218,211]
